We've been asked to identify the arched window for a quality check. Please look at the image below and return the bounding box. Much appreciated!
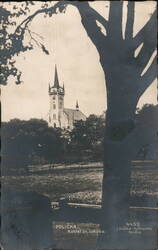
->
[54,123,56,128]
[53,114,56,120]
[53,104,56,109]
[53,96,56,100]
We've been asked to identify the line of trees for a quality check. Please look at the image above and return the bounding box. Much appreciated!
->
[1,119,64,173]
[1,114,105,172]
[70,105,158,161]
[2,104,158,174]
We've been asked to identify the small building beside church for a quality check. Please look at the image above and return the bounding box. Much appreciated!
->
[48,66,86,130]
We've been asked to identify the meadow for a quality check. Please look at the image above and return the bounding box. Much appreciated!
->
[2,161,158,206]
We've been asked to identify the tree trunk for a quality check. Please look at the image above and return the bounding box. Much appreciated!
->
[100,140,132,247]
[97,70,138,249]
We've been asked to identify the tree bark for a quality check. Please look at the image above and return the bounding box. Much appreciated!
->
[97,70,138,249]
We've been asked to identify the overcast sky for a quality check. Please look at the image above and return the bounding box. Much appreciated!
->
[1,1,157,121]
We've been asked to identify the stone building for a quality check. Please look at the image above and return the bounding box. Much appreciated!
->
[48,66,86,130]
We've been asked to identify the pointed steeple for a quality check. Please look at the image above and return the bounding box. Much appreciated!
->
[54,65,60,88]
[76,100,79,110]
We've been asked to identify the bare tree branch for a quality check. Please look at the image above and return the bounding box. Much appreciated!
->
[14,1,108,56]
[30,31,44,40]
[108,1,123,39]
[134,9,156,74]
[15,1,65,33]
[27,28,41,47]
[132,10,157,49]
[136,44,156,74]
[125,2,135,40]
[138,55,157,97]
[71,1,106,54]
[69,1,108,29]
[15,1,108,34]
[79,2,108,30]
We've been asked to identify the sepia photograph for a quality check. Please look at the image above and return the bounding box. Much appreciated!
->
[1,1,158,250]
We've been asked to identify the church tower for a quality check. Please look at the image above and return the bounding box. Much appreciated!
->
[48,65,65,128]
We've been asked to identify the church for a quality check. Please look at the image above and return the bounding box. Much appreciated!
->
[48,66,86,130]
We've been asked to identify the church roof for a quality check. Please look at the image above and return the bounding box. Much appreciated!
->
[64,108,86,122]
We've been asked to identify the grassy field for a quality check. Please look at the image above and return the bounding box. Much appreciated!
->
[2,161,158,205]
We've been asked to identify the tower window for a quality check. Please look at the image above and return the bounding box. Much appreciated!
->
[59,102,62,109]
[53,114,56,120]
[53,104,56,109]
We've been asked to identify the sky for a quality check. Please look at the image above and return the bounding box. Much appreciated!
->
[1,1,157,121]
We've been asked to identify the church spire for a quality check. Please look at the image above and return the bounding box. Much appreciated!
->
[53,65,60,88]
[76,100,79,110]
